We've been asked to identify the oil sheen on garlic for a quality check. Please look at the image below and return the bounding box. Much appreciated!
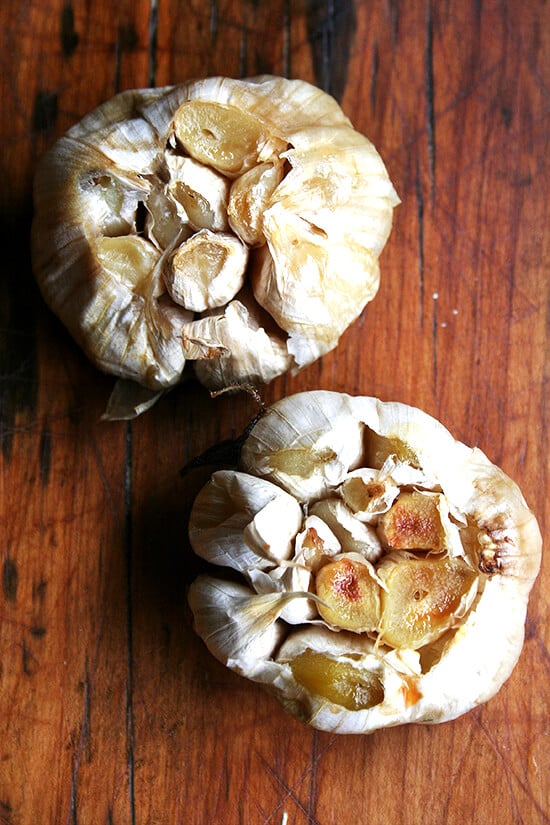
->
[188,391,542,734]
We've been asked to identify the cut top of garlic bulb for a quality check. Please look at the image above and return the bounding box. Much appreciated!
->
[31,77,399,418]
[188,391,542,734]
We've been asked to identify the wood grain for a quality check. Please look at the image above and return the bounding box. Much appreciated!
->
[0,1,548,823]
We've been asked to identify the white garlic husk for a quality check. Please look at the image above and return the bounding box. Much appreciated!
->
[31,77,399,418]
[188,391,542,733]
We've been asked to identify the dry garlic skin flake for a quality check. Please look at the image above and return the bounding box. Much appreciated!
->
[31,77,399,419]
[188,391,542,734]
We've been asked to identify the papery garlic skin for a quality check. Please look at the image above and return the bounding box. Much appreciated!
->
[188,391,542,734]
[31,78,399,418]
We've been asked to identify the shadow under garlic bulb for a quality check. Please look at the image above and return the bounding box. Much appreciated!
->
[188,391,541,734]
[31,77,399,418]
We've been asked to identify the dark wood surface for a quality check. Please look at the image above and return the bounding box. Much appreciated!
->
[1,2,548,823]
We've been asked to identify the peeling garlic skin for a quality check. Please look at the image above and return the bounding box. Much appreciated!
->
[31,77,399,418]
[188,391,542,734]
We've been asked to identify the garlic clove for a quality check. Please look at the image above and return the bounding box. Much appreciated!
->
[228,161,285,246]
[314,555,382,633]
[248,514,343,626]
[378,491,447,553]
[251,127,399,366]
[340,467,401,523]
[274,626,427,733]
[166,154,230,232]
[288,647,385,712]
[294,514,342,570]
[377,553,479,649]
[191,293,293,389]
[240,391,367,502]
[309,497,383,562]
[96,235,160,291]
[189,470,302,574]
[164,229,248,312]
[171,100,286,178]
[145,185,191,251]
[339,456,440,524]
[188,575,288,675]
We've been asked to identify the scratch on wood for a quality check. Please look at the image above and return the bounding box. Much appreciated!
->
[307,731,319,823]
[425,0,436,199]
[225,754,231,798]
[39,421,51,486]
[471,711,549,822]
[439,722,476,820]
[474,0,483,23]
[258,755,322,825]
[69,759,78,825]
[385,58,502,169]
[415,158,425,323]
[259,735,336,825]
[82,663,92,763]
[209,753,228,819]
[65,663,95,823]
[86,428,120,515]
[124,423,136,825]
[2,557,18,603]
[370,41,379,110]
[501,105,513,128]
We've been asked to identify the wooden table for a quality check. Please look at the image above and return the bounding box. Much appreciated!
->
[1,2,548,823]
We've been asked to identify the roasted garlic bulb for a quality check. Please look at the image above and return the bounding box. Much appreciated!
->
[31,77,399,418]
[188,391,542,733]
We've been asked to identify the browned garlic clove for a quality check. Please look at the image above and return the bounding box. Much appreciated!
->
[32,78,399,418]
[379,491,447,552]
[188,391,542,734]
[377,553,478,649]
[314,555,382,632]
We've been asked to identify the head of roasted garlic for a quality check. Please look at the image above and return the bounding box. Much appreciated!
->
[187,391,542,734]
[31,77,399,418]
